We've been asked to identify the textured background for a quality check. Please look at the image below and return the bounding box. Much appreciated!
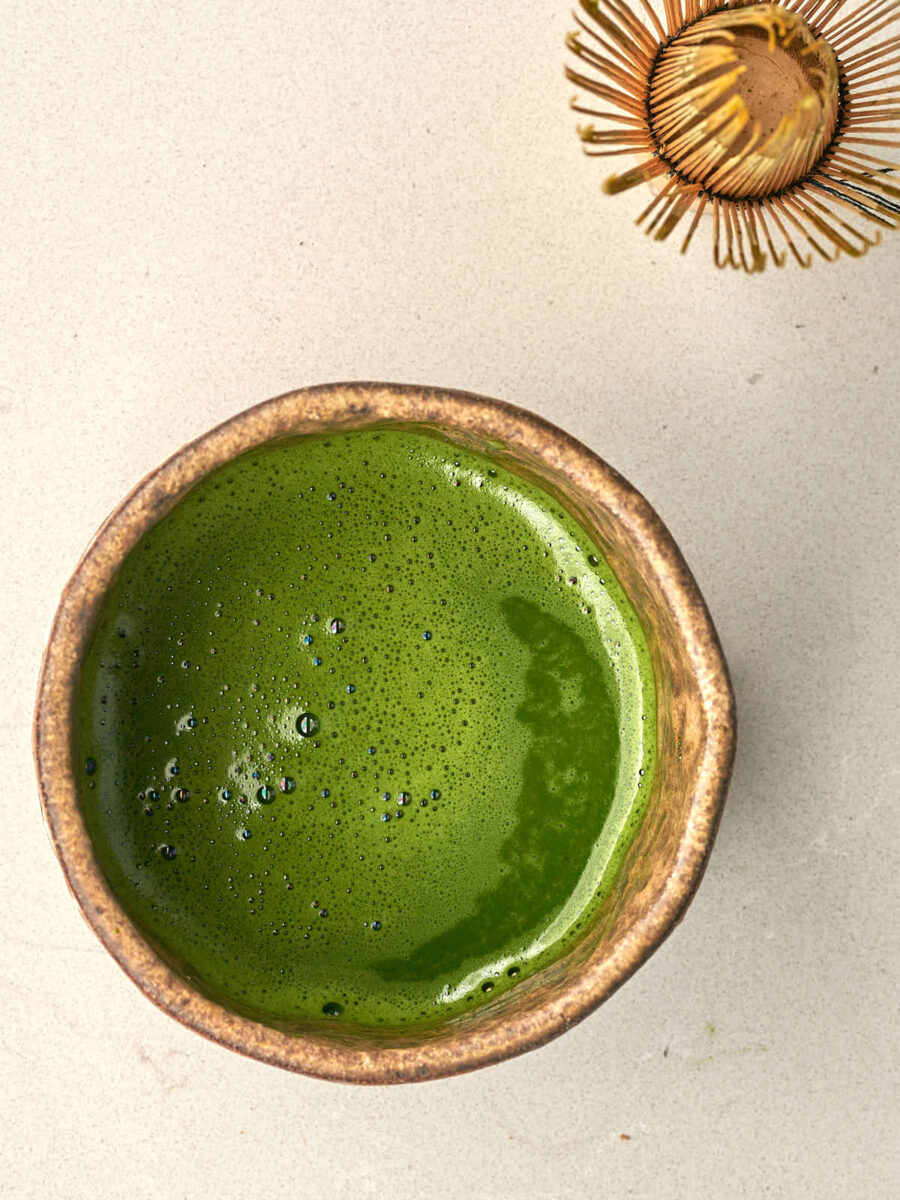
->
[3,2,898,1196]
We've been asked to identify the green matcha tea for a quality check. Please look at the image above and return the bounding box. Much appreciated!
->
[75,428,655,1027]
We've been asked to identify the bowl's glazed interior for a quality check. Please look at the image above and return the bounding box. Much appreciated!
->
[34,383,735,1083]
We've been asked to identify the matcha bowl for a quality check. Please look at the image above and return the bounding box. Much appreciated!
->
[34,382,735,1083]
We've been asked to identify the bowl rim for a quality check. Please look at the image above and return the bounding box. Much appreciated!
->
[33,381,736,1084]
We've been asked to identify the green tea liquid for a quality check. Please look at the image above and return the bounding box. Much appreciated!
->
[76,429,655,1026]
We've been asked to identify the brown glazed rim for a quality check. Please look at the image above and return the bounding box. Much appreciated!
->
[34,382,735,1084]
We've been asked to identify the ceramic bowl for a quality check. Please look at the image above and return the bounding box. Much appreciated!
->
[34,382,735,1083]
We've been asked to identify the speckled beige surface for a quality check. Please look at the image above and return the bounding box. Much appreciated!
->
[3,0,899,1195]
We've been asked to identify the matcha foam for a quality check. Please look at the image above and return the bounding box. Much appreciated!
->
[76,428,655,1027]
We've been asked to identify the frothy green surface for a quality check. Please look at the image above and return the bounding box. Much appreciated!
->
[75,428,655,1027]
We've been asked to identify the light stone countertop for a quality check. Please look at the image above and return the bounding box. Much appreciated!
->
[3,3,898,1197]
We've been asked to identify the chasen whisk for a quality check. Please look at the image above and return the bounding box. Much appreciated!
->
[567,0,900,269]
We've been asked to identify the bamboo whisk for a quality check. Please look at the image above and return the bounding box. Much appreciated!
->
[567,0,900,269]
